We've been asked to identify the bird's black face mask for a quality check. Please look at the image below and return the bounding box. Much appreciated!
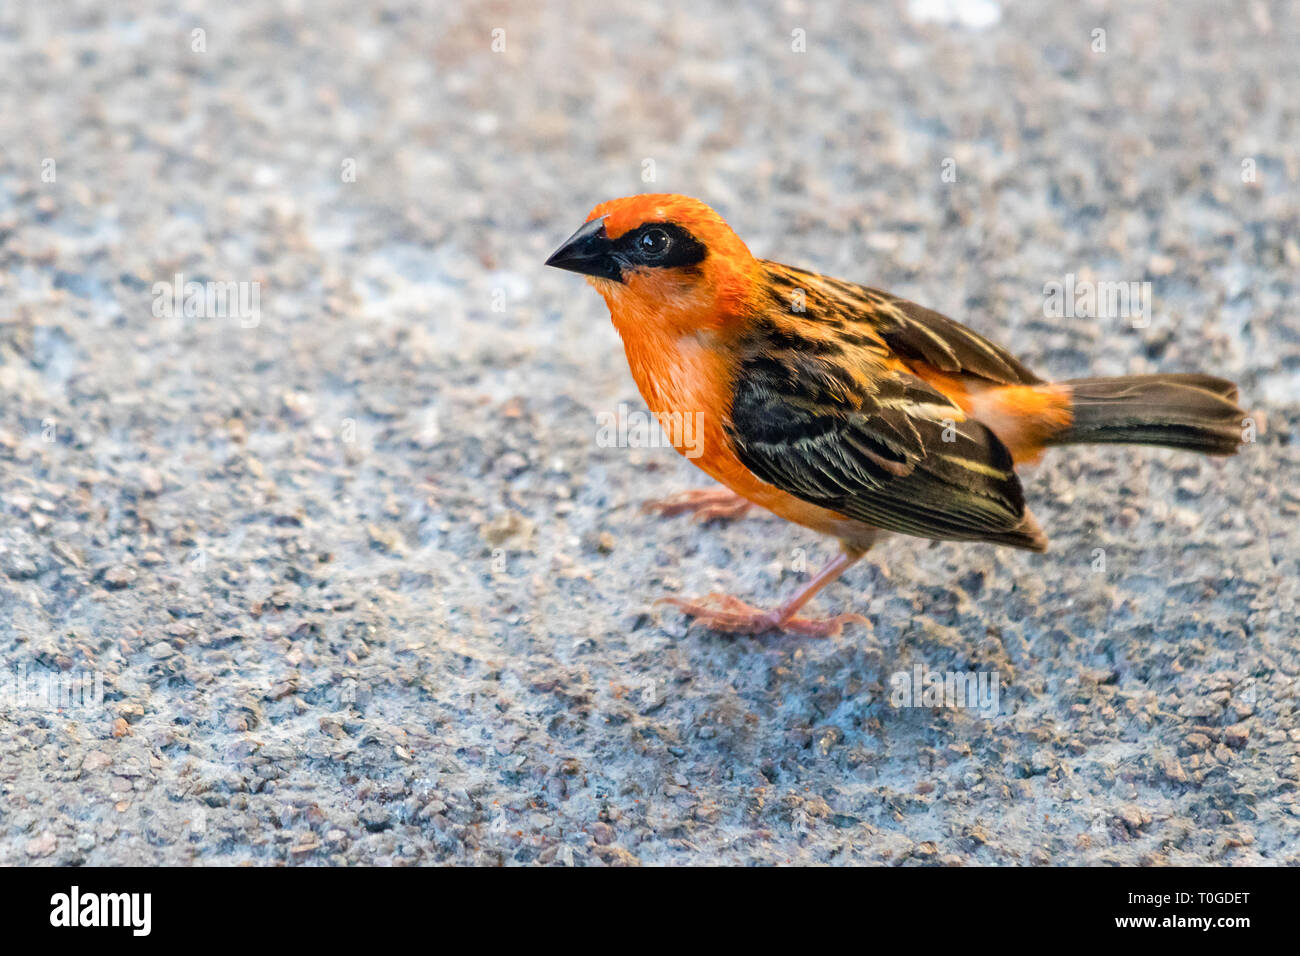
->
[546,217,706,282]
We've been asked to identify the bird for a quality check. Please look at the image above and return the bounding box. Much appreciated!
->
[545,193,1245,636]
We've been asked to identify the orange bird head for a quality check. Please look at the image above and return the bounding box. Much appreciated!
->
[545,194,760,337]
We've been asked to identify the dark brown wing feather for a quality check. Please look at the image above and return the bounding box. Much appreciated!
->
[726,267,1047,550]
[761,263,1042,386]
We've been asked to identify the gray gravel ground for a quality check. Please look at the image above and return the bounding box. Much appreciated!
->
[1,0,1298,865]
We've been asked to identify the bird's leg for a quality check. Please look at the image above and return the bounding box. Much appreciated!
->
[656,547,868,637]
[641,488,753,523]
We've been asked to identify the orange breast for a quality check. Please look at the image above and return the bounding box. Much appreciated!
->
[619,324,874,546]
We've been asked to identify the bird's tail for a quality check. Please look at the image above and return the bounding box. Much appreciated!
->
[1047,374,1245,456]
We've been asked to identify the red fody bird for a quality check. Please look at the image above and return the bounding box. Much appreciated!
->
[546,194,1245,636]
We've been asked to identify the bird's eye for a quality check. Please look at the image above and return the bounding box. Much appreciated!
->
[637,228,671,258]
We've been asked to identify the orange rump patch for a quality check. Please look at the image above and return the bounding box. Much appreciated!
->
[970,383,1073,464]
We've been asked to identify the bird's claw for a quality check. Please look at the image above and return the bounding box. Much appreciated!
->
[654,593,868,638]
[641,489,753,523]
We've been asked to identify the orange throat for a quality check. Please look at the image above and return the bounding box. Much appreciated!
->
[597,277,737,460]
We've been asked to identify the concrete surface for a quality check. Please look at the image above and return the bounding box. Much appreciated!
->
[0,0,1297,865]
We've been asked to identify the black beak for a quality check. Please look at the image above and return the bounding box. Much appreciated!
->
[544,216,623,282]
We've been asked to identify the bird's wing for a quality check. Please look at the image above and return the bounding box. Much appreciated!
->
[725,322,1045,550]
[761,263,1043,386]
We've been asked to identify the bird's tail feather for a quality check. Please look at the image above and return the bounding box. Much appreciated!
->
[1048,374,1244,456]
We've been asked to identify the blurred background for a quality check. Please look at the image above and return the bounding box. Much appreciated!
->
[1,0,1297,865]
